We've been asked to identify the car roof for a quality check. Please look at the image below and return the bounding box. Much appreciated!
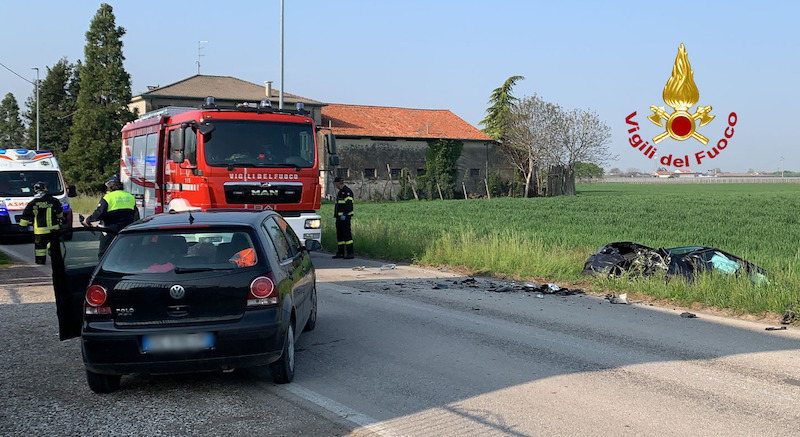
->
[122,210,277,233]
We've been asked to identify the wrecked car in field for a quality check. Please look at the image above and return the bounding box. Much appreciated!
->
[582,241,767,283]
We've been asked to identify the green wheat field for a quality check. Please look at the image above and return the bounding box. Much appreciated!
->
[321,183,800,316]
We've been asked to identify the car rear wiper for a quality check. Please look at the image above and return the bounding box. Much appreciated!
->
[174,266,223,273]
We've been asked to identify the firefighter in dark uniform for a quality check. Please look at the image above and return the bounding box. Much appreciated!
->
[19,181,64,265]
[332,176,354,259]
[82,176,139,258]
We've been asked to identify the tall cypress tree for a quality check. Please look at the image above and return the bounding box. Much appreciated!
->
[65,3,133,192]
[23,58,79,155]
[0,93,26,148]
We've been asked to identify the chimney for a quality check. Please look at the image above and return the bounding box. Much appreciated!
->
[265,81,273,99]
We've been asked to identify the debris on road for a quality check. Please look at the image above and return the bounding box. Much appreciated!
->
[491,285,513,293]
[352,266,366,271]
[433,283,449,290]
[583,241,767,284]
[781,304,796,325]
[606,293,629,305]
[680,311,698,318]
[379,264,396,271]
[766,326,787,331]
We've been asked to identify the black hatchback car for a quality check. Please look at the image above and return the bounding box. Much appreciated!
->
[51,210,320,393]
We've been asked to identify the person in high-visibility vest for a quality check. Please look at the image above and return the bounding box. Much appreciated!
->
[332,177,355,259]
[19,181,64,265]
[83,175,139,258]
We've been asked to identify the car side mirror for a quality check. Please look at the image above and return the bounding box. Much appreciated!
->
[303,240,322,251]
[67,185,77,198]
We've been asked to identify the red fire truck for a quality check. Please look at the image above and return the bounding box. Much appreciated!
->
[119,97,337,244]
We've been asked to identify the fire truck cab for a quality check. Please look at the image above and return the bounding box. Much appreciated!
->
[0,149,76,237]
[120,98,338,245]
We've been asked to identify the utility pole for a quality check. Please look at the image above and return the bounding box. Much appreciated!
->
[780,156,785,178]
[32,67,39,150]
[279,0,285,110]
[197,41,208,75]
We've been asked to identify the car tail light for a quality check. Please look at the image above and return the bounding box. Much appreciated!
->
[248,274,277,307]
[85,285,111,315]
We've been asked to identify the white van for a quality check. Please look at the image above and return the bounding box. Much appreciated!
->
[0,149,76,237]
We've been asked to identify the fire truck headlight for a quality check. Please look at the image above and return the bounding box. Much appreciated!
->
[304,219,321,229]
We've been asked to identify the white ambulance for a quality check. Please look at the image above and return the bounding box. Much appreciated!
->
[0,149,76,237]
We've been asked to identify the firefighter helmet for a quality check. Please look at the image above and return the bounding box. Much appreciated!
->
[33,181,48,193]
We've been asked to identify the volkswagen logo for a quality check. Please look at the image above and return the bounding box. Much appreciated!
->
[169,284,186,300]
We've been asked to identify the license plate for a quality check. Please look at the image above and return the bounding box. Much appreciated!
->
[142,333,214,353]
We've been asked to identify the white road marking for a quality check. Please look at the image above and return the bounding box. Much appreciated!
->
[277,383,397,436]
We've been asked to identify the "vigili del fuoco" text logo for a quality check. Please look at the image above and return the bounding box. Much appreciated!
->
[625,44,737,168]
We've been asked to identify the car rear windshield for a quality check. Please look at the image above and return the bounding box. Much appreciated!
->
[101,229,259,274]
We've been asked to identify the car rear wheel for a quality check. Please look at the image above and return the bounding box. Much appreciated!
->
[86,370,121,394]
[269,323,295,384]
[303,286,317,332]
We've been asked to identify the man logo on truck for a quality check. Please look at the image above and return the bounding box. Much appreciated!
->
[250,189,279,197]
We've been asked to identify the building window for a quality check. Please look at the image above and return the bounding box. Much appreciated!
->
[363,168,376,178]
[336,168,349,178]
[390,168,402,178]
[469,168,480,177]
[416,168,426,176]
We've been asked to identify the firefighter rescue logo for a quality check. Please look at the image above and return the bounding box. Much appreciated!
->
[625,43,737,168]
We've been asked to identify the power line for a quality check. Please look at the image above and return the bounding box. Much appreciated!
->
[0,60,35,85]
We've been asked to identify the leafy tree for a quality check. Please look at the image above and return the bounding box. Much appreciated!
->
[23,58,79,156]
[418,139,463,199]
[0,93,26,148]
[480,75,524,142]
[574,162,604,179]
[505,94,562,197]
[609,167,621,174]
[64,3,133,192]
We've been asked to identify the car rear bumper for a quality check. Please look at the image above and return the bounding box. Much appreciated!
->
[82,307,286,375]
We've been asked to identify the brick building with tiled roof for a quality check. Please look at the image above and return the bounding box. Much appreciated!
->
[321,104,507,198]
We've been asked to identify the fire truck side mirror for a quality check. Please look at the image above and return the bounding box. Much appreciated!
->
[328,155,340,166]
[67,185,77,198]
[197,122,215,136]
[326,133,337,155]
[170,127,186,164]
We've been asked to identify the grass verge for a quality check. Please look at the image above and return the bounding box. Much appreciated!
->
[320,183,800,317]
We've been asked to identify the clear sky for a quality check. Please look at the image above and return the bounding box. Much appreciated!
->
[1,0,797,173]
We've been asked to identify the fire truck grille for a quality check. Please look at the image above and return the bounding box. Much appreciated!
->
[224,183,303,204]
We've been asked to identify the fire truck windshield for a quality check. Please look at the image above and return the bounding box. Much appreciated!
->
[0,171,64,197]
[204,120,315,169]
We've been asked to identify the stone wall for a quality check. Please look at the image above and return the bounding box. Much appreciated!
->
[332,138,512,200]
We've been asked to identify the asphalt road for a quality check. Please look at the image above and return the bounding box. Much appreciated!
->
[2,237,800,436]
